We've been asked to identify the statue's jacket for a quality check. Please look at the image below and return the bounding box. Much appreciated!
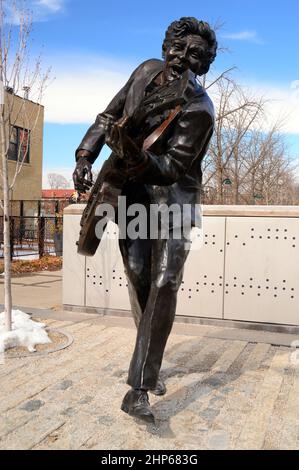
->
[76,59,215,228]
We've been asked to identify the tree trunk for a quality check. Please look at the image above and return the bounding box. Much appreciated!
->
[0,114,12,331]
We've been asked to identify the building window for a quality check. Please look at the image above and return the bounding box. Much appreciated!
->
[8,126,30,163]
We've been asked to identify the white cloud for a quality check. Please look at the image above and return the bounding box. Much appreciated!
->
[37,0,64,12]
[5,0,66,24]
[244,81,299,135]
[222,30,264,44]
[42,54,299,138]
[42,54,135,124]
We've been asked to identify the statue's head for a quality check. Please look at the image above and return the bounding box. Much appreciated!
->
[162,17,217,80]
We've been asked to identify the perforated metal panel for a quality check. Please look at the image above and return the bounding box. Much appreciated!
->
[223,217,299,325]
[85,219,225,318]
[176,217,225,318]
[85,222,130,311]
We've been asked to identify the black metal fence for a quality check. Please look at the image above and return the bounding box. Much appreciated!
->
[0,215,63,260]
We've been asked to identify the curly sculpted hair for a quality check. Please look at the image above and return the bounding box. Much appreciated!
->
[162,17,217,75]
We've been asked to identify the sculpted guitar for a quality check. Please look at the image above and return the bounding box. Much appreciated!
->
[77,70,195,256]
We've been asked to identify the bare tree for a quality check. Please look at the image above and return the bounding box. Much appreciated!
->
[199,71,298,206]
[0,0,50,331]
[47,172,69,189]
[202,75,266,204]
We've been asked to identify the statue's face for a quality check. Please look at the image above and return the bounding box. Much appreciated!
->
[164,34,209,80]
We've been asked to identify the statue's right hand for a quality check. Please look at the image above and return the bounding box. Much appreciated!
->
[72,156,93,193]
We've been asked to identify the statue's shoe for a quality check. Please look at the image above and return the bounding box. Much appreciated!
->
[149,378,167,396]
[121,389,155,424]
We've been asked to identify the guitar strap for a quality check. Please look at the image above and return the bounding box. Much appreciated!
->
[142,105,181,151]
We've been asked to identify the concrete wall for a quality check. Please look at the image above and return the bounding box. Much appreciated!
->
[63,204,299,327]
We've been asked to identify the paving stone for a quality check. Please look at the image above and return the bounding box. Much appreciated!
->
[1,317,298,450]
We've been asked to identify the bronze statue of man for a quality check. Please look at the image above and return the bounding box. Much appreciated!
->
[73,17,217,424]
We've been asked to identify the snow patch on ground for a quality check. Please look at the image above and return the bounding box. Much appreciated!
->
[0,310,52,353]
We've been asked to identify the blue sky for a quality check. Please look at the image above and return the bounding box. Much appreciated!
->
[15,0,299,185]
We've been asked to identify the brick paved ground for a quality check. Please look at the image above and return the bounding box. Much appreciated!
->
[1,315,298,450]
